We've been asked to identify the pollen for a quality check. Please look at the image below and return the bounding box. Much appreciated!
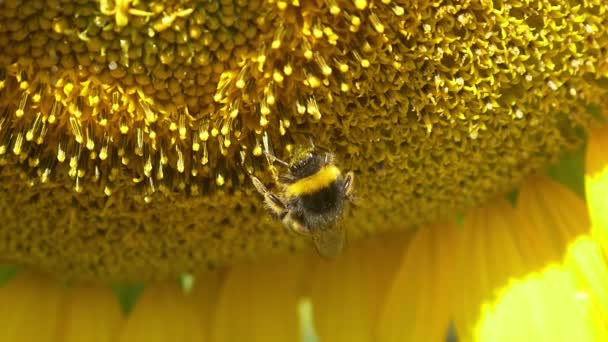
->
[0,0,607,281]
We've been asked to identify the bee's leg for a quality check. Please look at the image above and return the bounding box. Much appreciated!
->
[264,152,289,168]
[283,212,310,236]
[251,175,289,218]
[343,171,355,200]
[261,131,289,180]
[264,152,289,183]
[323,152,334,165]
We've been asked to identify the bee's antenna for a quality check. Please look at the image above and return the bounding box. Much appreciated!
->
[307,135,315,149]
[288,130,334,154]
[284,129,315,148]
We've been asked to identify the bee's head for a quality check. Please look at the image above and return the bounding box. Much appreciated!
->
[288,147,329,179]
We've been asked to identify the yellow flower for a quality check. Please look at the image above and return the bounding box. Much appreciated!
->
[0,0,608,340]
[2,169,608,341]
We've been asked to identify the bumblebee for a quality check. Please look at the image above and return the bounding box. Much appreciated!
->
[251,143,354,258]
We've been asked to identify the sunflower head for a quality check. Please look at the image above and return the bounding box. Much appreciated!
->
[0,0,607,281]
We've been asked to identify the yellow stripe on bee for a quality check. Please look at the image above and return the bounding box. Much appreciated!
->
[285,165,341,196]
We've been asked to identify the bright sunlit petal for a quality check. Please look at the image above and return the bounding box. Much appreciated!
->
[378,223,458,342]
[469,177,608,341]
[452,198,529,340]
[520,177,608,317]
[475,265,607,342]
[564,236,608,321]
[586,124,608,258]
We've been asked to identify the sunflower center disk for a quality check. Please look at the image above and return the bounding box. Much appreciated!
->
[0,0,607,281]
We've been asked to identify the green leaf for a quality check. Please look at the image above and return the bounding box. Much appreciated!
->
[586,103,606,123]
[0,265,19,287]
[547,145,586,200]
[111,283,145,315]
[454,212,465,228]
[180,273,195,293]
[505,189,519,207]
[298,297,319,342]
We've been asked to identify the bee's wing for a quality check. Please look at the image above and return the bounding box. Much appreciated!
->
[311,224,346,259]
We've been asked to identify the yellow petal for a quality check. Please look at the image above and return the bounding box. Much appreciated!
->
[0,272,63,342]
[57,285,124,342]
[378,224,458,342]
[118,274,220,342]
[520,178,608,317]
[518,177,588,253]
[211,255,310,342]
[563,236,608,321]
[469,177,608,341]
[309,232,408,342]
[190,271,224,338]
[586,124,608,257]
[452,198,528,340]
[475,265,608,342]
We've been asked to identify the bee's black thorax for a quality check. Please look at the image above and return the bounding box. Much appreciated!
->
[287,177,346,228]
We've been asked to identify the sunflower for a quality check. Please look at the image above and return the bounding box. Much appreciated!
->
[1,0,608,340]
